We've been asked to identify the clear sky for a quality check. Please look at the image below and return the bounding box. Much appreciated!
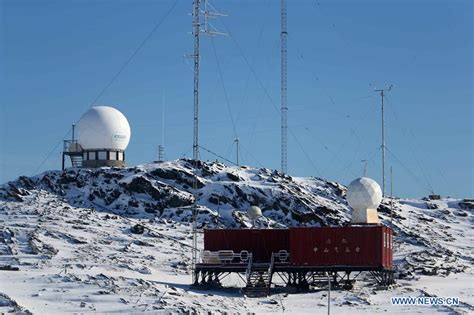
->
[1,0,472,198]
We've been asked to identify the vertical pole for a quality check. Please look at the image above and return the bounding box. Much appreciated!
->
[326,271,331,315]
[193,0,200,164]
[192,0,201,285]
[72,124,75,142]
[162,90,165,149]
[235,138,239,166]
[158,90,165,162]
[390,166,393,224]
[361,159,368,177]
[381,90,385,197]
[281,0,288,174]
[62,152,65,171]
[375,85,391,197]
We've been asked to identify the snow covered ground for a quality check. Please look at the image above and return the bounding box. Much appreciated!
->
[0,160,472,314]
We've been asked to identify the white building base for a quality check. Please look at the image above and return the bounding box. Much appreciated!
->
[351,208,380,224]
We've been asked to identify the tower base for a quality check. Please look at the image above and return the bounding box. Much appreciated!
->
[80,149,126,168]
[82,160,125,168]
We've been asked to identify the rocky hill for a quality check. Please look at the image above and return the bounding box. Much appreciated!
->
[1,159,350,227]
[0,159,472,313]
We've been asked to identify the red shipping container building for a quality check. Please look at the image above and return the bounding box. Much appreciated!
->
[289,226,393,268]
[199,226,394,290]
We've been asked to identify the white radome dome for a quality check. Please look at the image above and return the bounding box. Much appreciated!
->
[247,206,262,221]
[346,177,383,211]
[78,106,131,150]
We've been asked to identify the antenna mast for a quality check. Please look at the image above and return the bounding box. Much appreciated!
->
[280,0,288,174]
[191,0,226,285]
[192,0,200,165]
[374,85,392,197]
[191,0,200,285]
[361,159,368,177]
[234,138,239,166]
[158,91,165,162]
[390,166,393,224]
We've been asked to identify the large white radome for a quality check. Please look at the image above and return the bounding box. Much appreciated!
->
[346,177,383,211]
[78,106,131,150]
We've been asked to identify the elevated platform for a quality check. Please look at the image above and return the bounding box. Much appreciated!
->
[196,262,392,273]
[194,261,394,295]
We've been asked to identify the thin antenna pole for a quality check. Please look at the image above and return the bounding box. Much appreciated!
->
[280,0,288,174]
[390,166,393,224]
[191,0,200,286]
[382,90,385,196]
[374,85,392,196]
[72,124,75,142]
[326,271,331,315]
[162,90,165,148]
[361,159,368,177]
[235,138,239,166]
[158,91,165,162]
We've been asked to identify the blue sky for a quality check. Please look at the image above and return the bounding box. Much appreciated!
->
[1,0,472,198]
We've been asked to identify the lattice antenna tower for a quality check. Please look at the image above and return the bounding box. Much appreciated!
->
[191,0,226,285]
[281,0,288,174]
[374,84,393,197]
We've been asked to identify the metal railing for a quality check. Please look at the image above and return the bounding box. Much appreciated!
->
[267,252,275,287]
[276,250,289,263]
[63,140,79,152]
[201,250,251,264]
[268,252,275,275]
[245,253,253,284]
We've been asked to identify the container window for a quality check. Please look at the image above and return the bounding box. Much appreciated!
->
[118,151,123,161]
[98,151,107,160]
[109,152,117,160]
[83,152,88,160]
[90,151,97,160]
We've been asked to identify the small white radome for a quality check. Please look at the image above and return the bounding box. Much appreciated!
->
[247,206,262,220]
[78,106,131,150]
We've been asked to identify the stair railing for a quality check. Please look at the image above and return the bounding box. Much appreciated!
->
[245,253,253,285]
[267,252,275,287]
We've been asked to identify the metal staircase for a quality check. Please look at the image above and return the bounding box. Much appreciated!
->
[242,253,275,297]
[69,155,83,168]
[63,139,83,169]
